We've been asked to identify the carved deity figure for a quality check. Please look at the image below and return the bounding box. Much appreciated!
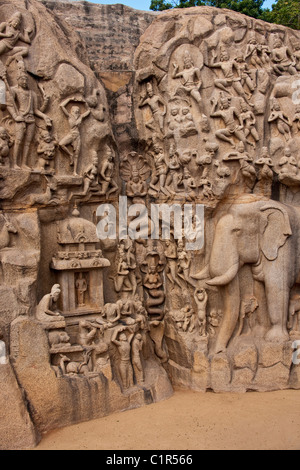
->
[132,333,144,384]
[165,148,182,195]
[244,34,265,68]
[120,152,150,201]
[0,12,32,66]
[59,97,90,176]
[112,326,134,389]
[278,148,299,183]
[98,146,118,198]
[7,72,52,170]
[139,82,166,134]
[36,284,65,323]
[209,47,253,106]
[149,143,168,196]
[268,99,292,142]
[235,52,255,99]
[271,37,297,76]
[239,101,259,147]
[37,129,57,173]
[75,272,88,308]
[194,288,208,337]
[172,51,202,108]
[210,94,247,148]
[292,40,300,72]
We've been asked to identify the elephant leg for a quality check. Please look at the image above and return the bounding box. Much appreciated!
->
[214,275,240,354]
[253,279,270,337]
[264,275,290,342]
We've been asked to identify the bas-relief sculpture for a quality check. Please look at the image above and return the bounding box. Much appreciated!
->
[1,0,300,450]
[134,6,300,394]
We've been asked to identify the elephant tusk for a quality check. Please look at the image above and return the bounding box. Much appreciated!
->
[206,262,239,286]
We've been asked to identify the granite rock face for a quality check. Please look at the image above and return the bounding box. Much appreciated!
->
[0,0,300,450]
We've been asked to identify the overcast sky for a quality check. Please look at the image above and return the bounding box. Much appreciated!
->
[84,0,275,11]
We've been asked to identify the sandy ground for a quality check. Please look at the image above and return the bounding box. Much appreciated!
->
[35,389,300,450]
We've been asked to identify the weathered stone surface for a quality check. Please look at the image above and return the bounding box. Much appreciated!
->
[0,362,37,450]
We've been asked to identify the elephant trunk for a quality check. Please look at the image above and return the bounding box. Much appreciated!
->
[206,262,240,287]
[214,275,241,354]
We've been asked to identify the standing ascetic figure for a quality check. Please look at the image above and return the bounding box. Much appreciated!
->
[7,71,52,170]
[59,97,90,176]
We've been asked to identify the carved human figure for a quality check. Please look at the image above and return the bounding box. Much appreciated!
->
[7,72,52,170]
[223,141,256,191]
[165,240,182,288]
[210,94,247,148]
[194,288,208,337]
[114,243,136,294]
[172,51,202,108]
[177,241,192,287]
[75,272,88,308]
[278,147,298,178]
[165,148,182,195]
[0,127,12,166]
[37,129,57,173]
[180,106,197,137]
[293,105,300,132]
[98,146,119,198]
[59,97,90,176]
[271,37,297,75]
[292,40,300,71]
[120,152,150,201]
[182,168,197,201]
[239,101,259,147]
[36,284,65,323]
[196,142,219,178]
[73,157,99,199]
[268,99,292,142]
[209,48,253,105]
[254,148,274,198]
[139,82,166,134]
[112,326,134,390]
[132,333,144,384]
[235,52,255,98]
[78,320,97,346]
[167,105,181,139]
[182,306,196,333]
[149,144,168,196]
[0,12,32,66]
[244,34,264,68]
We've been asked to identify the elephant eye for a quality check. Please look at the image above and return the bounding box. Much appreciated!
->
[233,228,241,234]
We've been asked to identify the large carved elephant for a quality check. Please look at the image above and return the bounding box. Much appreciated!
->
[196,195,300,354]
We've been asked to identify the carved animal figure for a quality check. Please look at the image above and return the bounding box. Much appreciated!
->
[0,216,17,250]
[194,194,300,353]
[59,351,92,377]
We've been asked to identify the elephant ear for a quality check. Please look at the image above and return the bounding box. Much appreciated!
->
[260,204,292,261]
